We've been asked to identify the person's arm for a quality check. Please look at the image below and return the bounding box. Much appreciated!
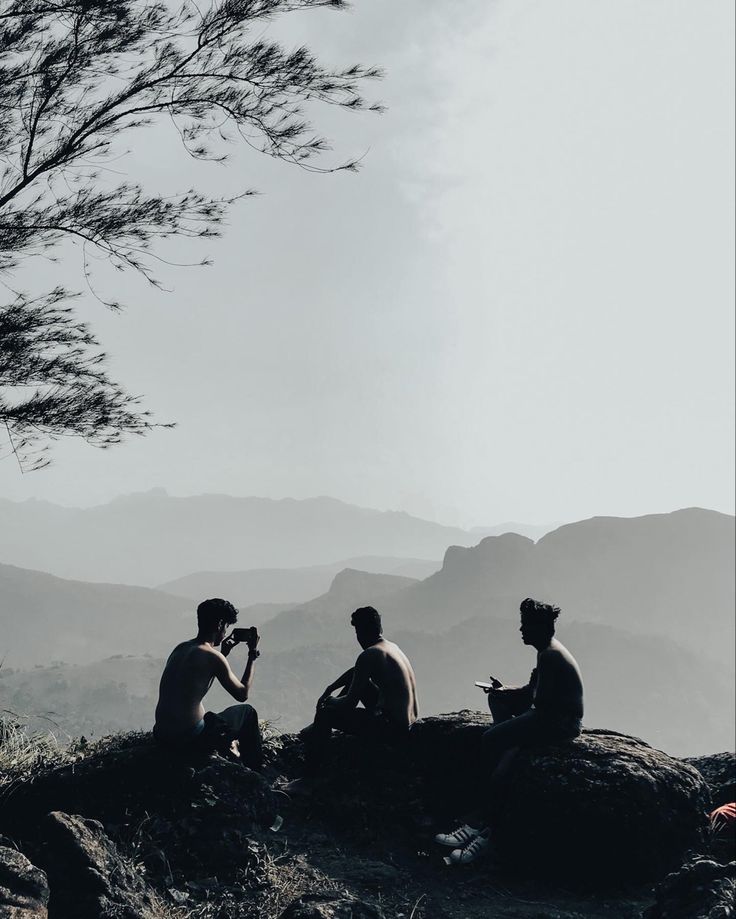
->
[488,668,537,713]
[213,651,250,702]
[318,667,355,703]
[213,634,260,703]
[326,653,372,711]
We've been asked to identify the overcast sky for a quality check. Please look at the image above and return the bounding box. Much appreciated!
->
[1,0,734,527]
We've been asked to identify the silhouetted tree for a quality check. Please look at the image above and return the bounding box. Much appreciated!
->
[0,0,380,469]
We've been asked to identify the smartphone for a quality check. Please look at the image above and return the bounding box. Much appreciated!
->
[475,677,503,690]
[232,627,257,643]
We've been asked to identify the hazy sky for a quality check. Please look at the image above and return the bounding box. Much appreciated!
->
[1,0,734,527]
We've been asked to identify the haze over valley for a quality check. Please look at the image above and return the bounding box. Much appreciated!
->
[1,494,732,757]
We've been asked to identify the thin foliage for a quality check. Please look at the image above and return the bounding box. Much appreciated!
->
[0,0,381,467]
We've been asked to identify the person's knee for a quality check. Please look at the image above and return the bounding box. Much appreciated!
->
[488,699,512,724]
[314,706,333,728]
[481,725,502,754]
[481,724,515,761]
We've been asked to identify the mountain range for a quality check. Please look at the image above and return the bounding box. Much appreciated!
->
[158,555,441,605]
[0,505,733,755]
[0,491,477,585]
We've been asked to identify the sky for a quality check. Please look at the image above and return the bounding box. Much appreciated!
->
[1,0,734,528]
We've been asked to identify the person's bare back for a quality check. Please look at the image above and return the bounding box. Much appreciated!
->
[359,638,418,728]
[155,640,223,736]
[534,637,584,721]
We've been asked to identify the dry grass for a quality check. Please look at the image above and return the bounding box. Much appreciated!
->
[0,716,69,789]
[171,845,341,919]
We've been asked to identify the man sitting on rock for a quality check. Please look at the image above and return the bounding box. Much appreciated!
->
[284,606,418,793]
[154,598,263,769]
[435,597,584,864]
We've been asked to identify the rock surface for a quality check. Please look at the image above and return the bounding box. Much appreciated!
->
[41,811,162,919]
[0,846,49,918]
[683,752,736,809]
[279,894,384,919]
[644,858,736,918]
[1,733,277,878]
[277,712,711,882]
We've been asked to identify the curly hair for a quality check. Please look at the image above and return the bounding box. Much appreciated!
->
[197,597,238,632]
[350,606,383,635]
[519,597,561,628]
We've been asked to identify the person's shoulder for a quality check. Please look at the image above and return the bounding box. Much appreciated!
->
[205,645,228,663]
[357,643,385,662]
[539,643,564,662]
[190,643,226,669]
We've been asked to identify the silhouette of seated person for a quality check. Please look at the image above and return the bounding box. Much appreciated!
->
[285,606,418,793]
[153,598,263,770]
[435,597,584,864]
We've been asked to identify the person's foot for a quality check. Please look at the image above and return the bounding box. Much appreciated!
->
[446,831,491,865]
[281,777,314,796]
[434,824,481,848]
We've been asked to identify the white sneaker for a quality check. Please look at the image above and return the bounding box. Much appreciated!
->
[434,824,481,848]
[448,832,491,865]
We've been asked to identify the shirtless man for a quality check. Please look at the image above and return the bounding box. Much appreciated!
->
[285,606,418,792]
[435,597,584,865]
[153,597,263,769]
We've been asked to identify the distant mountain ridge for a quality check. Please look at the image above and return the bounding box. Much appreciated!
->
[0,562,187,668]
[250,509,734,681]
[0,492,475,586]
[0,507,733,755]
[380,507,734,664]
[158,556,441,606]
[0,561,416,670]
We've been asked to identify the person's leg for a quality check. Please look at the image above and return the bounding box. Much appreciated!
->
[216,704,264,770]
[477,710,547,825]
[303,705,375,778]
[487,695,514,724]
[358,682,380,712]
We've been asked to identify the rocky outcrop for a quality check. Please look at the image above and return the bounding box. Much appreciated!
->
[0,733,277,878]
[277,712,711,882]
[0,846,49,918]
[42,812,162,919]
[279,894,384,919]
[644,858,736,919]
[683,752,736,809]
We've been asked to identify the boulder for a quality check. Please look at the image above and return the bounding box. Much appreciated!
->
[644,857,736,918]
[683,752,736,809]
[42,812,161,919]
[0,733,277,878]
[277,711,710,882]
[0,846,49,918]
[279,894,384,919]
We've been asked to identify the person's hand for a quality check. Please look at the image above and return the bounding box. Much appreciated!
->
[320,695,342,709]
[221,633,237,658]
[486,677,505,695]
[318,685,335,705]
[246,628,260,655]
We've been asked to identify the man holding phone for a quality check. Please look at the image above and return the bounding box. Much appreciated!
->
[435,598,584,864]
[153,597,263,769]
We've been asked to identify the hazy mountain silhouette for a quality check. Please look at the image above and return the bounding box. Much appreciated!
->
[252,509,733,666]
[0,492,474,585]
[0,562,417,670]
[0,562,188,668]
[158,556,440,605]
[470,521,560,540]
[1,507,732,755]
[257,568,418,652]
[381,508,735,665]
